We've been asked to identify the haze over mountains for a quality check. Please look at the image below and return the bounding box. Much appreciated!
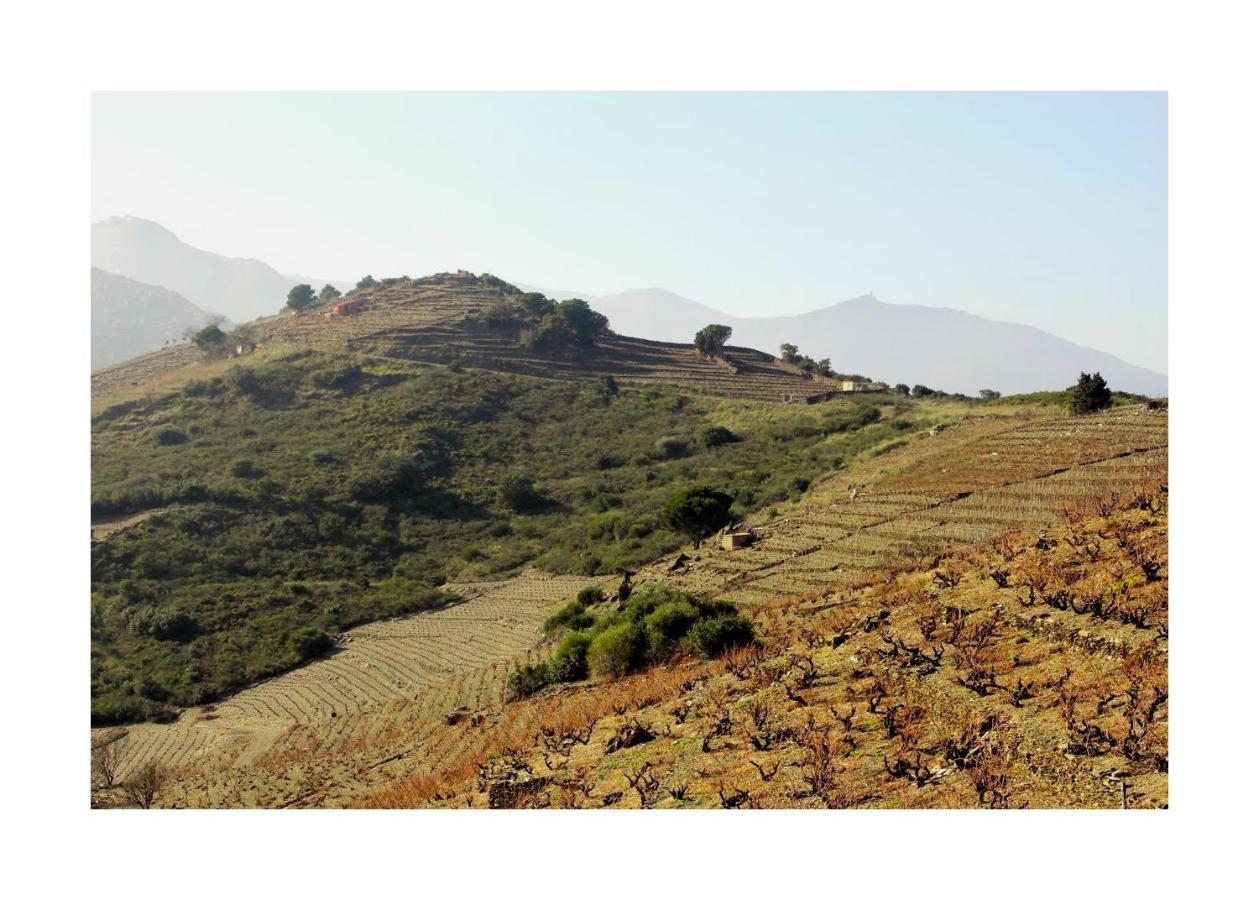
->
[89,216,1166,395]
[92,217,351,324]
[524,285,1169,397]
[91,268,225,370]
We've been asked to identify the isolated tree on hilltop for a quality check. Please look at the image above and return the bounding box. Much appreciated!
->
[286,283,316,311]
[659,485,734,548]
[189,323,227,355]
[779,343,802,365]
[1068,372,1112,415]
[694,323,733,357]
[356,275,378,291]
[319,284,342,303]
[524,299,609,355]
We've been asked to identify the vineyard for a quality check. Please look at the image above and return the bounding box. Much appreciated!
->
[93,573,607,804]
[90,402,1167,807]
[362,474,1168,810]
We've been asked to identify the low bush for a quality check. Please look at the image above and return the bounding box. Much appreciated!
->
[700,424,739,447]
[654,435,691,459]
[152,425,187,446]
[588,621,646,679]
[508,661,553,700]
[544,598,596,635]
[687,614,755,657]
[550,630,594,682]
[499,476,545,513]
[289,626,334,661]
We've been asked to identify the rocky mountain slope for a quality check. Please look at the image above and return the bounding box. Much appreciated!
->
[91,268,225,370]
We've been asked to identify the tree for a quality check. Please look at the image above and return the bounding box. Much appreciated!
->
[1068,372,1112,415]
[122,761,166,809]
[911,384,936,398]
[91,730,127,790]
[979,389,1002,401]
[518,292,556,318]
[286,283,316,311]
[779,343,802,364]
[524,300,608,355]
[191,323,227,353]
[894,383,911,396]
[816,358,833,377]
[319,284,342,303]
[553,299,608,346]
[694,323,733,357]
[659,485,734,549]
[356,275,378,291]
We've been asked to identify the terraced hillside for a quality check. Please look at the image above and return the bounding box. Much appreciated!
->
[371,488,1169,809]
[92,272,847,404]
[94,573,606,801]
[643,405,1167,604]
[90,402,1166,807]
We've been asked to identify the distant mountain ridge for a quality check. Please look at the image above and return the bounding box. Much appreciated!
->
[91,268,225,370]
[520,284,1167,397]
[91,216,351,323]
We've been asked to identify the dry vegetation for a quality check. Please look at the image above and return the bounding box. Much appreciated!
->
[363,476,1166,809]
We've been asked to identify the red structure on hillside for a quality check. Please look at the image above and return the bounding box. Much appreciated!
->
[331,297,367,316]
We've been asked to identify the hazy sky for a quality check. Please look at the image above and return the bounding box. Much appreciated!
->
[92,92,1167,372]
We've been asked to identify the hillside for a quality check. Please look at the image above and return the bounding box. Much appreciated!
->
[90,279,919,725]
[92,272,849,404]
[374,486,1168,810]
[91,216,350,323]
[91,268,226,370]
[562,287,1168,397]
[90,402,1166,807]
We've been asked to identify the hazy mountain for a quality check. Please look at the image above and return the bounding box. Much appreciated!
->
[536,286,1166,397]
[736,294,1168,397]
[91,268,225,370]
[91,217,351,323]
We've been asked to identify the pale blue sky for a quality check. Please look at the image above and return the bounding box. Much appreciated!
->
[92,92,1167,371]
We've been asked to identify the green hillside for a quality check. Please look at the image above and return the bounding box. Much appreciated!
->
[91,346,930,724]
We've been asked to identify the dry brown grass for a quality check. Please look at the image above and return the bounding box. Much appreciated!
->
[368,477,1167,809]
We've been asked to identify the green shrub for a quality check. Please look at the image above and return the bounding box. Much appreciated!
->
[645,600,701,662]
[551,631,594,682]
[310,362,363,392]
[589,510,629,541]
[508,661,553,699]
[152,425,187,446]
[700,425,739,447]
[544,599,596,635]
[289,626,334,661]
[499,476,545,513]
[687,614,754,657]
[587,621,646,678]
[229,458,264,479]
[576,585,605,607]
[655,435,691,459]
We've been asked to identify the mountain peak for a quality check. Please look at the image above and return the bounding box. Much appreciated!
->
[96,215,180,240]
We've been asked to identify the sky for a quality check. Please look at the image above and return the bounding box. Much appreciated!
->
[91,92,1167,372]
